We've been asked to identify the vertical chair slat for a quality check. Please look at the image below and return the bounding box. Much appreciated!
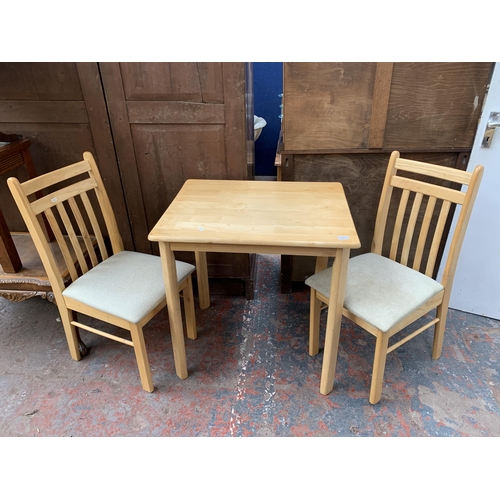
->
[390,189,409,261]
[413,196,437,273]
[44,207,79,282]
[80,191,109,261]
[425,200,451,277]
[68,197,99,268]
[400,192,423,266]
[372,151,400,255]
[56,202,89,275]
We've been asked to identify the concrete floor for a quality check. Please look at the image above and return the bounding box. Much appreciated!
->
[1,254,500,437]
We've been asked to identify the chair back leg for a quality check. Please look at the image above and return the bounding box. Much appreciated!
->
[432,302,449,359]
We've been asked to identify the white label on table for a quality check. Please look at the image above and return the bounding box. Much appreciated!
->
[337,236,350,240]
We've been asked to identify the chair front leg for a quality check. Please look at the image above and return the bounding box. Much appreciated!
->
[129,323,154,393]
[369,333,390,404]
[309,288,322,356]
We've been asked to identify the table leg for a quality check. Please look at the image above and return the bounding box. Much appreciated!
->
[315,256,329,274]
[320,248,350,395]
[159,242,188,379]
[195,251,210,309]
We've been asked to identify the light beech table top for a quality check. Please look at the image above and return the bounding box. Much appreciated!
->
[149,180,360,252]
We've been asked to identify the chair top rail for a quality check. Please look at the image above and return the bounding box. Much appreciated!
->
[395,158,472,185]
[21,160,92,196]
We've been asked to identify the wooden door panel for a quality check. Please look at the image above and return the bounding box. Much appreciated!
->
[283,62,377,151]
[197,63,225,103]
[0,62,83,101]
[0,63,40,100]
[384,62,492,149]
[24,63,84,100]
[120,62,224,103]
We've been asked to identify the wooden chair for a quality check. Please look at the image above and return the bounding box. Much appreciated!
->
[7,152,197,392]
[305,151,484,404]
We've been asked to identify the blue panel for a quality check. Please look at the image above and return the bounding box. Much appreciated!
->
[253,62,283,177]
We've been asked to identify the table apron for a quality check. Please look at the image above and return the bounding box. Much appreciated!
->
[168,242,344,257]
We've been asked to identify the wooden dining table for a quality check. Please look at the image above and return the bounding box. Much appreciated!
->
[148,179,360,396]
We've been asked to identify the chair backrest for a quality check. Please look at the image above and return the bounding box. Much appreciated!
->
[7,152,123,299]
[372,151,483,289]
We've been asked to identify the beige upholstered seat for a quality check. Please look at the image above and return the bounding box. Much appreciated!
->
[8,152,197,392]
[305,151,484,404]
[62,251,194,324]
[306,253,444,334]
